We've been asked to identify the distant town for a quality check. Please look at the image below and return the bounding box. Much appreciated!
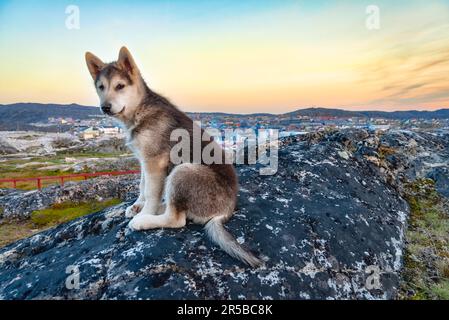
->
[0,103,448,160]
[38,115,123,140]
[31,111,449,141]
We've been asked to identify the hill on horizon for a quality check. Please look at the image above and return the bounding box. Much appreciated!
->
[0,103,101,131]
[0,103,448,131]
[284,107,449,120]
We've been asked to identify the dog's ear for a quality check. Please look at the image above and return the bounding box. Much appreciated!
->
[85,52,105,80]
[118,46,140,76]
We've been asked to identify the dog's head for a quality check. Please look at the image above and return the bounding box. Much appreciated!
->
[85,47,144,118]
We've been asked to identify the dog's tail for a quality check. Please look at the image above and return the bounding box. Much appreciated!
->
[205,215,263,268]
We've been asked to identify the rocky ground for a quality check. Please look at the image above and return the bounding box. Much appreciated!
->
[0,129,447,300]
[0,131,128,156]
[0,131,78,155]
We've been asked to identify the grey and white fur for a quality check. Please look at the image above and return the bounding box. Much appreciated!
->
[85,47,262,267]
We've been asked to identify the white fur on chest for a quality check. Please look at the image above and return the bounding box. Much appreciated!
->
[124,126,141,160]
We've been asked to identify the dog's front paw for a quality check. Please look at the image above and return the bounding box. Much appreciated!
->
[125,201,145,218]
[128,214,155,231]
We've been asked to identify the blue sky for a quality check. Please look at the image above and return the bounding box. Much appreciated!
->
[1,0,449,112]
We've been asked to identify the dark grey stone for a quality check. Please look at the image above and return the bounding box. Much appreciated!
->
[0,128,447,300]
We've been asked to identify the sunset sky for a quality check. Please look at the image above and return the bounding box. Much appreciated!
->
[1,0,449,113]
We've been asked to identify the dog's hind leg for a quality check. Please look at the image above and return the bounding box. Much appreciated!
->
[128,203,186,230]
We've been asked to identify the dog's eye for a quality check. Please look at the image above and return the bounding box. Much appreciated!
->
[116,84,125,91]
[98,84,105,91]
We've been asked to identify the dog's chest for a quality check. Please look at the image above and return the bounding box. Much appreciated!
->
[125,126,159,159]
[124,126,140,154]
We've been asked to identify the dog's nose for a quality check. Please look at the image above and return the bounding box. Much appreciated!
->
[101,103,112,113]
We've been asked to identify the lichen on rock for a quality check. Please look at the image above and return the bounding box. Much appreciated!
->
[0,128,447,300]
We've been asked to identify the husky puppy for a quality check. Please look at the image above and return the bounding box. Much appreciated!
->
[85,47,261,267]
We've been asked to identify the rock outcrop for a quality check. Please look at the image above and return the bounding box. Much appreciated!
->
[0,129,447,300]
[0,175,139,220]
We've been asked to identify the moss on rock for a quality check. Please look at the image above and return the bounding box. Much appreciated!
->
[400,179,449,300]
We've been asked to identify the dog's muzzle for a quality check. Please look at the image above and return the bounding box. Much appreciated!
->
[101,103,113,115]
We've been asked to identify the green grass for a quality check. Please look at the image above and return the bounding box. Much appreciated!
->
[400,178,449,300]
[0,151,137,190]
[30,198,122,228]
[0,151,126,174]
[55,150,125,158]
[0,220,38,248]
[430,281,449,300]
[0,198,122,247]
[0,167,83,190]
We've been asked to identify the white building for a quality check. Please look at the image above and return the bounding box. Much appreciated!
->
[80,127,101,140]
[100,126,122,136]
